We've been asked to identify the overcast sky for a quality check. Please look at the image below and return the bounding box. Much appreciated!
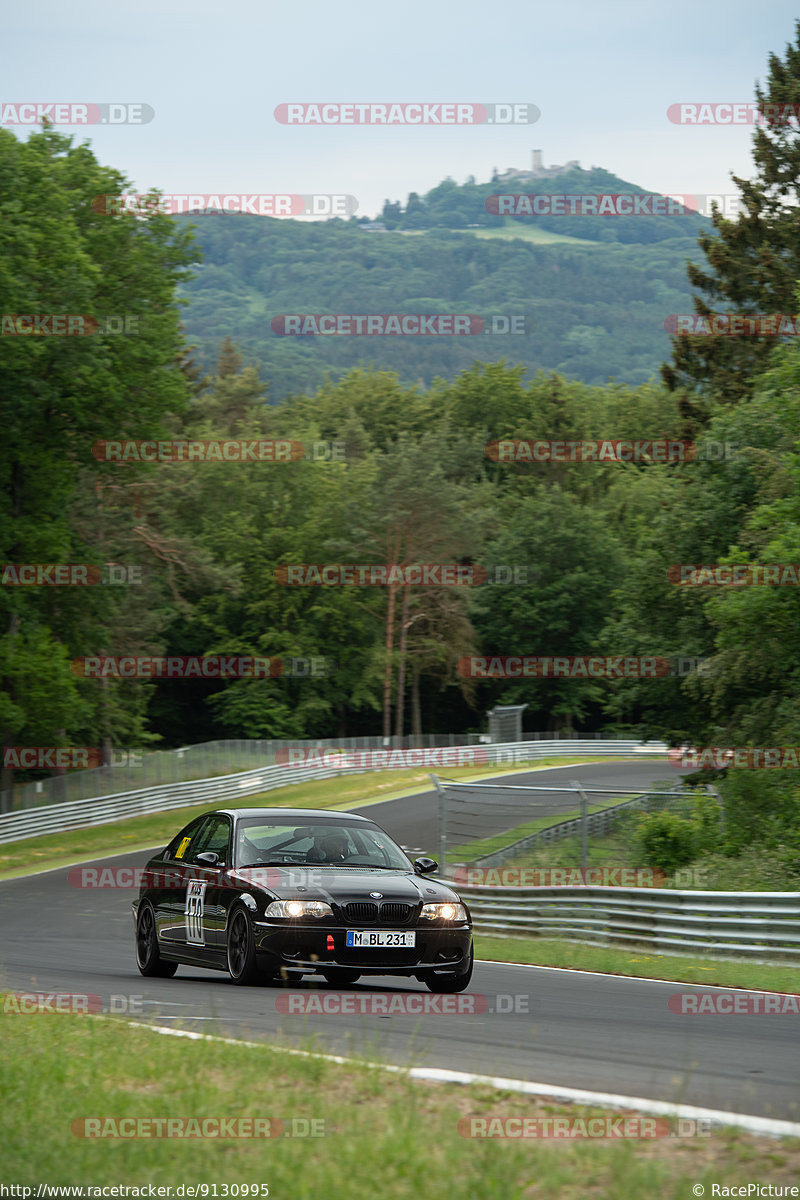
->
[6,0,800,219]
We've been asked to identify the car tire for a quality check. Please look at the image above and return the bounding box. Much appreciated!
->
[423,946,473,993]
[321,970,361,986]
[226,907,261,985]
[136,902,178,978]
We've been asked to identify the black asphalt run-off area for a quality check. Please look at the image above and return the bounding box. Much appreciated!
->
[2,761,798,1122]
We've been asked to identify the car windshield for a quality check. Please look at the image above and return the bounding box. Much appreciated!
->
[235,820,413,870]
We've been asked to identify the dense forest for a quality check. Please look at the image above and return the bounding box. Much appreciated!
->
[4,24,800,876]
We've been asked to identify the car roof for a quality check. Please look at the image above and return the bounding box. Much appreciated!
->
[212,808,374,822]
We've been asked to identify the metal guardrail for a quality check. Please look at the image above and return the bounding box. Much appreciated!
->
[459,885,800,958]
[0,740,668,845]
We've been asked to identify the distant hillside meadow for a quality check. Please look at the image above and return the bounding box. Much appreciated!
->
[175,166,709,400]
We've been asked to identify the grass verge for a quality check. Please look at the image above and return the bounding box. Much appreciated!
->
[475,934,800,991]
[2,1011,799,1196]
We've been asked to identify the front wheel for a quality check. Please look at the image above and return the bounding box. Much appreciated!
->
[136,902,178,978]
[424,946,473,993]
[227,907,261,984]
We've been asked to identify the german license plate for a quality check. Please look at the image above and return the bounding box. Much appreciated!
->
[346,930,415,948]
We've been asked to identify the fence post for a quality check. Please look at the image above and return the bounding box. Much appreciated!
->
[571,779,589,878]
[430,773,447,878]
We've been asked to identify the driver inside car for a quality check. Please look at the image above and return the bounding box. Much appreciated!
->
[308,830,350,862]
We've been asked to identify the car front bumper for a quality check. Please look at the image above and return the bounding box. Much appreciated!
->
[252,921,473,975]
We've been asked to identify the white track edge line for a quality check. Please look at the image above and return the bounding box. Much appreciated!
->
[135,1020,800,1140]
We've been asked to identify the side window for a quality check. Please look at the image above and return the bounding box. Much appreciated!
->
[190,815,232,864]
[165,817,205,862]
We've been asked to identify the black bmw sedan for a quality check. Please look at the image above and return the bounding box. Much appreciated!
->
[133,807,473,991]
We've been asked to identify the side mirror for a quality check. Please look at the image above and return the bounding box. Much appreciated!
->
[414,857,438,875]
[196,851,221,867]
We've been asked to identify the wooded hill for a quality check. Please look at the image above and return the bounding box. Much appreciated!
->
[175,166,709,400]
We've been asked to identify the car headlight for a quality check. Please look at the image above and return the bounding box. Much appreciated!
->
[419,902,467,922]
[264,899,334,919]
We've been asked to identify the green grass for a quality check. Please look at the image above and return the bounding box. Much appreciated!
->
[471,222,598,246]
[475,934,800,991]
[3,1011,799,1194]
[0,755,644,881]
[446,798,634,864]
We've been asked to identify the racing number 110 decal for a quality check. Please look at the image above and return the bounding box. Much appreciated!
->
[185,879,208,945]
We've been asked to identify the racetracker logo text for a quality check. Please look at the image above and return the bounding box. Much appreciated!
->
[276,747,488,768]
[454,867,667,887]
[668,564,800,585]
[3,747,103,769]
[458,655,684,678]
[458,1116,711,1138]
[69,655,335,679]
[91,440,305,462]
[272,314,484,336]
[275,563,488,586]
[273,102,540,124]
[666,102,800,124]
[92,194,357,217]
[2,564,141,585]
[669,747,800,769]
[666,314,800,336]
[1,103,154,125]
[486,439,693,463]
[71,1117,321,1138]
[276,993,484,1015]
[68,865,325,890]
[669,992,800,1014]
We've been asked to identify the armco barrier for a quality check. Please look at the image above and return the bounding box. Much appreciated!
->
[0,740,667,844]
[460,885,800,958]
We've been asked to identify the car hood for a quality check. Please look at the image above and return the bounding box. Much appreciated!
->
[228,865,462,905]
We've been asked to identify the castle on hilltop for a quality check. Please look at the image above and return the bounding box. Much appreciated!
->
[495,150,583,183]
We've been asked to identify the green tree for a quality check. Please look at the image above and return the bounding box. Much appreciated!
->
[663,20,800,408]
[0,126,195,807]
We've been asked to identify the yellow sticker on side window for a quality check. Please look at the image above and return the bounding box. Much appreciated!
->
[175,836,192,860]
